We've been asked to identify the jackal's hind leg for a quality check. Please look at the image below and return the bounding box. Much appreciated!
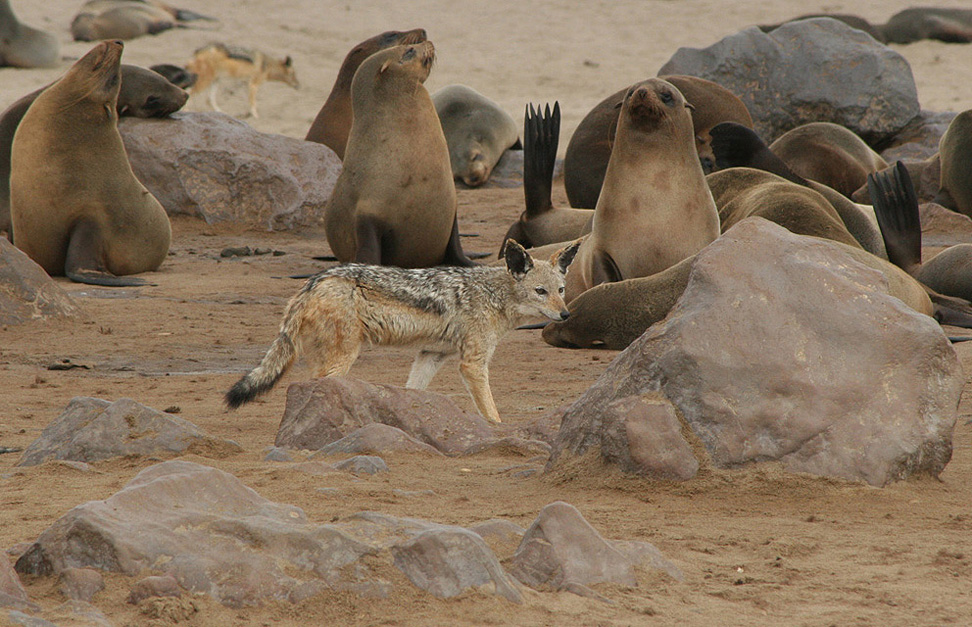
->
[406,351,451,389]
[459,357,500,423]
[301,311,361,379]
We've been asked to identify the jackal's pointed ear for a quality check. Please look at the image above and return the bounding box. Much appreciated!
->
[552,238,583,275]
[284,55,293,67]
[504,239,534,280]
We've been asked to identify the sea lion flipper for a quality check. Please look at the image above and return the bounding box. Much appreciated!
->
[590,249,622,287]
[867,161,921,273]
[64,219,151,287]
[522,101,560,219]
[930,291,972,328]
[353,215,384,265]
[709,122,809,186]
[440,213,478,267]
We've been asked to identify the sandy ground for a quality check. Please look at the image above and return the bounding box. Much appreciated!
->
[3,1,972,625]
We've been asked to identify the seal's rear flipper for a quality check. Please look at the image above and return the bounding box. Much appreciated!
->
[64,220,153,287]
[867,161,921,273]
[523,102,560,219]
[708,122,809,186]
[931,291,972,328]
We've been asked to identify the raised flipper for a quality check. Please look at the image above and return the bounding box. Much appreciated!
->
[440,213,479,267]
[64,219,152,287]
[709,122,810,186]
[523,102,560,220]
[867,161,921,273]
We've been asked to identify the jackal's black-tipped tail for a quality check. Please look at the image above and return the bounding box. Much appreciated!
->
[867,161,922,273]
[225,331,298,409]
[709,122,809,186]
[523,101,560,219]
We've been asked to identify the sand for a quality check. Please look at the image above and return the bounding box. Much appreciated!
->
[2,1,972,625]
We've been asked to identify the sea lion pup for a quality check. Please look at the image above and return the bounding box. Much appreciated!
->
[868,162,972,324]
[324,41,475,268]
[71,0,217,42]
[432,84,520,187]
[305,29,427,160]
[501,103,593,251]
[0,64,188,241]
[768,122,889,198]
[0,0,59,68]
[10,41,171,286]
[708,121,887,259]
[564,78,720,302]
[562,75,753,209]
[935,110,972,219]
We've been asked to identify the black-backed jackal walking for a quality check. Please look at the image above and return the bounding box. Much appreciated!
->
[225,240,581,423]
[186,42,298,118]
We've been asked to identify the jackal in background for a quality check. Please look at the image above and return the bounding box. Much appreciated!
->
[225,239,581,423]
[186,42,298,118]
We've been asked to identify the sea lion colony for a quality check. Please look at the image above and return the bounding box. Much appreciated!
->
[0,14,972,402]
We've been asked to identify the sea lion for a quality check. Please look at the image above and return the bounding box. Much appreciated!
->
[10,41,171,286]
[564,78,720,302]
[882,8,972,44]
[71,0,216,42]
[323,41,474,268]
[708,121,887,259]
[0,64,188,240]
[563,75,753,209]
[759,14,887,42]
[432,84,520,187]
[768,122,888,198]
[149,63,197,88]
[0,0,59,68]
[935,110,972,219]
[305,29,427,160]
[501,103,592,252]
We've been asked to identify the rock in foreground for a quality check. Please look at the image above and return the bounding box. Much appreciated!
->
[0,239,82,326]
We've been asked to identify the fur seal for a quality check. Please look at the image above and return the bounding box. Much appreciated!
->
[501,103,592,251]
[564,78,720,302]
[935,110,972,219]
[305,29,427,160]
[708,121,887,259]
[432,84,520,187]
[323,41,474,268]
[768,122,888,198]
[761,9,972,44]
[563,75,753,209]
[71,0,216,42]
[1,64,188,240]
[10,41,171,286]
[0,0,59,68]
[759,14,887,42]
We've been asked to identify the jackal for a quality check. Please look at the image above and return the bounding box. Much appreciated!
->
[186,42,298,118]
[225,239,581,423]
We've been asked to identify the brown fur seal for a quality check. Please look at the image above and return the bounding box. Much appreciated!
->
[935,110,972,219]
[563,75,753,209]
[1,64,188,241]
[709,121,887,259]
[769,122,888,198]
[0,0,59,68]
[432,84,520,187]
[10,41,171,286]
[759,14,887,42]
[761,9,972,44]
[564,78,720,302]
[305,29,427,160]
[71,0,216,42]
[323,41,474,268]
[502,103,592,252]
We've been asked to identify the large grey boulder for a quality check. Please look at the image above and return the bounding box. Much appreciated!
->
[0,239,82,326]
[119,113,341,230]
[16,397,242,466]
[549,219,961,487]
[14,461,523,607]
[509,502,681,593]
[275,378,497,456]
[659,18,919,144]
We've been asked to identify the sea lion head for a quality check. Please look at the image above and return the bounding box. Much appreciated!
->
[339,29,428,83]
[461,147,489,187]
[357,40,437,92]
[619,78,693,134]
[118,65,189,118]
[52,40,124,124]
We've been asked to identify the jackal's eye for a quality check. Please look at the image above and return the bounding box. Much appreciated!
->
[559,286,565,294]
[535,287,547,296]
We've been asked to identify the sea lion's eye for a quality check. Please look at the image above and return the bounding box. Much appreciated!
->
[660,90,674,105]
[401,48,416,62]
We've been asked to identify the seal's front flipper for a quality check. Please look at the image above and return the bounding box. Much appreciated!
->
[64,219,151,287]
[709,122,809,186]
[353,216,384,265]
[441,213,478,267]
[867,161,921,274]
[931,291,972,328]
[590,249,622,287]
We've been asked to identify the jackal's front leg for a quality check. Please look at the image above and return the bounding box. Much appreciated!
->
[459,354,500,423]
